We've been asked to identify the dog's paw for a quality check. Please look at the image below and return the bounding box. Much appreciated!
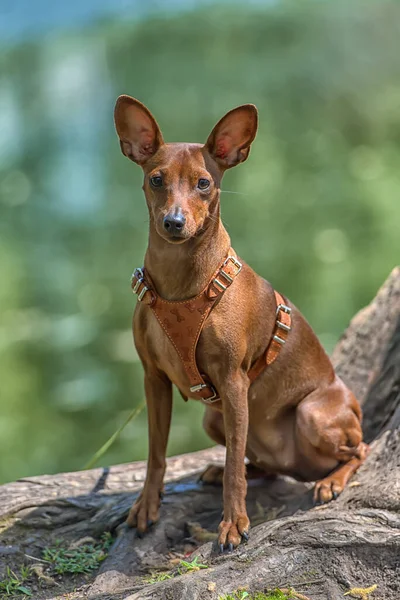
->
[218,514,250,552]
[313,477,343,504]
[127,488,163,534]
[199,464,224,485]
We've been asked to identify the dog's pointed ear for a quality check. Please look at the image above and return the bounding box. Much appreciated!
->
[205,104,258,169]
[114,95,164,165]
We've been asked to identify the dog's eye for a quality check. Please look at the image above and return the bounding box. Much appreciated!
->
[198,178,210,190]
[150,175,163,188]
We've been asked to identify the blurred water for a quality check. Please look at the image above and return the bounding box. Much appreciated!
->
[0,0,399,483]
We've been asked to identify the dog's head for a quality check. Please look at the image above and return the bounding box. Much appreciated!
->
[114,95,258,244]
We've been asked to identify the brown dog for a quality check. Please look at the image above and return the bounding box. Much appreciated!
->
[114,96,368,551]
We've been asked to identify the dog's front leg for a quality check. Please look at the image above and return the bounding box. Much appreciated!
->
[127,370,172,535]
[218,371,250,551]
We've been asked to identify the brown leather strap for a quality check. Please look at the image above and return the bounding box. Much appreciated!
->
[248,291,292,382]
[131,252,242,402]
[131,257,291,401]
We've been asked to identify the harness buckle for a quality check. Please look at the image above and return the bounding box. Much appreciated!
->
[274,303,292,343]
[275,303,291,317]
[132,268,149,302]
[132,267,143,286]
[213,256,242,292]
[223,255,242,273]
[190,383,219,403]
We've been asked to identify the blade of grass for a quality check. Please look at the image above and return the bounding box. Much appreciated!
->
[83,401,145,470]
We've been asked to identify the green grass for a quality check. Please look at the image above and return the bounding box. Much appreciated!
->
[0,566,32,597]
[0,534,114,598]
[219,590,295,600]
[42,532,113,575]
[219,593,250,600]
[177,556,208,574]
[144,572,173,584]
[144,556,208,585]
[83,402,145,470]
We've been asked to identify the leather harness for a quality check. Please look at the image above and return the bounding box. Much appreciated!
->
[131,250,292,403]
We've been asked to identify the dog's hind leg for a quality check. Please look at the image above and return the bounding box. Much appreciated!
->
[313,445,368,503]
[295,380,368,503]
[203,405,226,445]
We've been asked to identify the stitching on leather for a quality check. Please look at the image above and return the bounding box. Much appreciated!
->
[151,296,214,386]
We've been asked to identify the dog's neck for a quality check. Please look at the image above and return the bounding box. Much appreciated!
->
[144,206,231,301]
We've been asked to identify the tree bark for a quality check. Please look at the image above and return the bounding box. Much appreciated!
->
[0,268,399,600]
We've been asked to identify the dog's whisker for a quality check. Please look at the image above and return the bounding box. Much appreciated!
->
[221,190,247,195]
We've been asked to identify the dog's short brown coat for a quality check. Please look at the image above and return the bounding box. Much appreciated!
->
[114,96,368,550]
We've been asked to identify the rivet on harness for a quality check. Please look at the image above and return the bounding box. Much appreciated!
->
[131,250,291,403]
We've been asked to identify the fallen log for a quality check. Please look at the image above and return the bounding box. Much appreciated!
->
[0,268,399,600]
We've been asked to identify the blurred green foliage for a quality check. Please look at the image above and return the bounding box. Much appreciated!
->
[0,1,399,483]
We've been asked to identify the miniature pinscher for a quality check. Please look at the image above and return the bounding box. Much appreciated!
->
[114,96,368,551]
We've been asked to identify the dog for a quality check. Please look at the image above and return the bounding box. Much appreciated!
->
[114,96,368,551]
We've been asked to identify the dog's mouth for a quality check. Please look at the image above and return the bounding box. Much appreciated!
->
[156,229,192,244]
[166,234,190,244]
[159,228,193,244]
[164,227,206,244]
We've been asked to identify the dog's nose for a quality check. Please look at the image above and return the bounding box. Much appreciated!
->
[163,213,186,235]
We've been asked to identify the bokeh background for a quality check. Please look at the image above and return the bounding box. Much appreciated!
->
[0,0,399,484]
